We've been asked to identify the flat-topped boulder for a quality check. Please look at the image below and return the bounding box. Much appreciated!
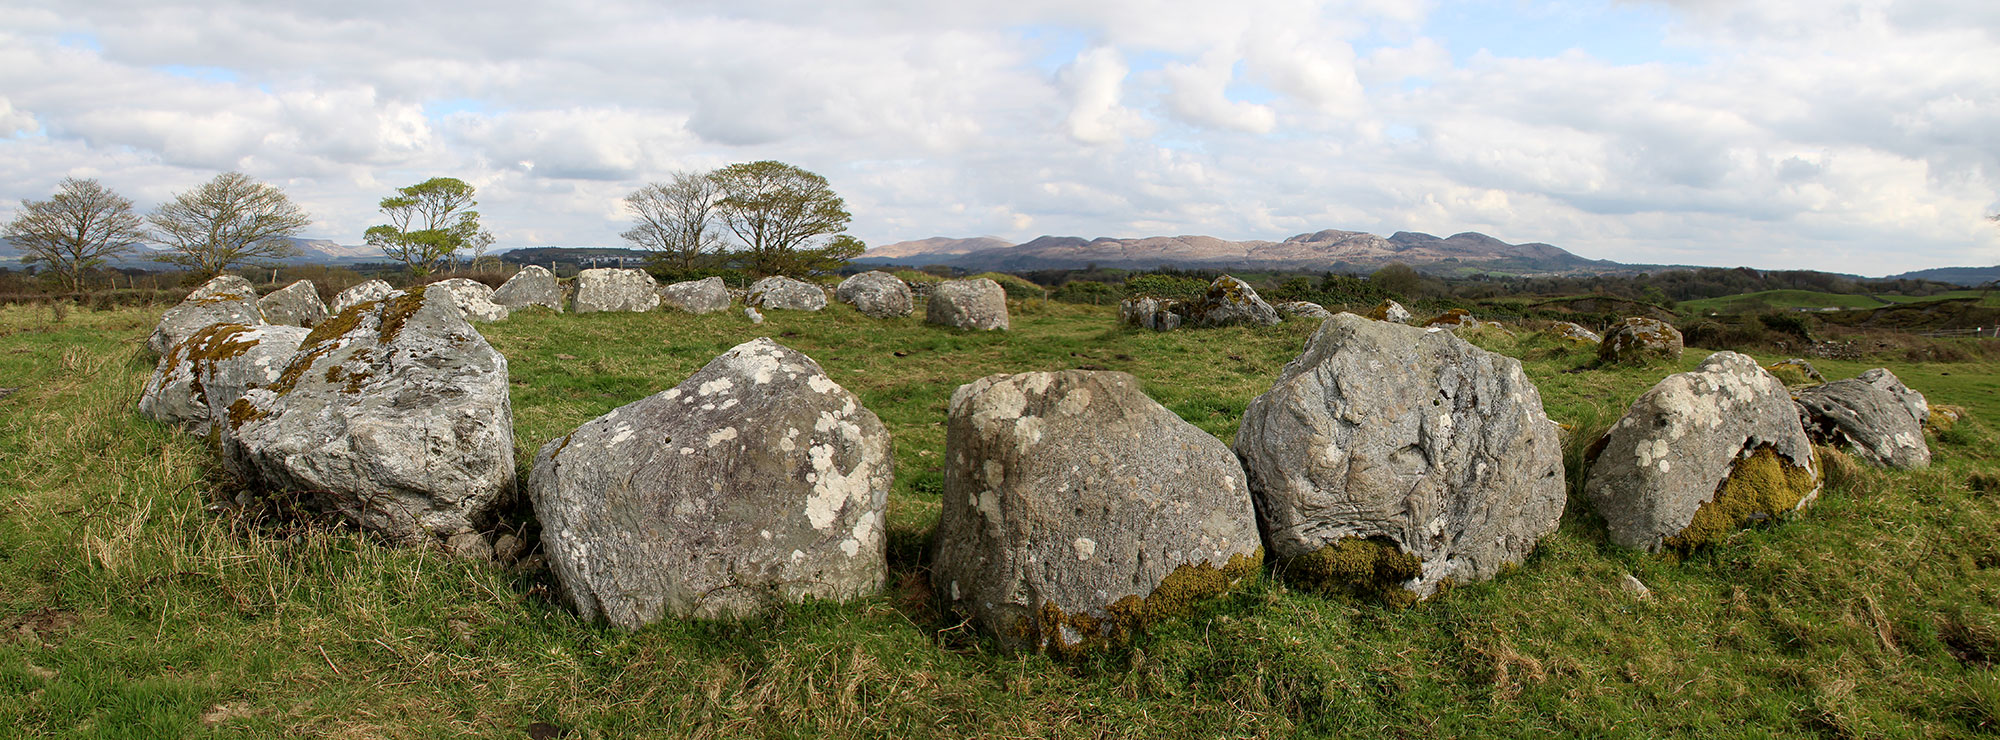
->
[1549,321,1601,345]
[149,275,264,356]
[426,278,509,322]
[493,265,564,312]
[1235,313,1565,603]
[575,268,661,313]
[1598,317,1684,365]
[933,370,1260,655]
[1423,308,1478,328]
[745,276,828,311]
[1119,297,1182,331]
[138,323,309,434]
[835,271,913,318]
[1185,276,1280,327]
[258,280,328,328]
[528,338,891,627]
[331,279,398,314]
[1275,301,1333,320]
[224,290,515,550]
[1583,351,1821,552]
[1796,368,1930,469]
[660,277,732,314]
[927,278,1009,331]
[1366,299,1413,324]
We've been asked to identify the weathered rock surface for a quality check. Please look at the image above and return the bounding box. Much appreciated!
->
[659,277,732,314]
[1766,358,1825,386]
[528,338,891,627]
[1185,275,1280,327]
[258,280,328,328]
[149,275,265,356]
[1119,297,1182,331]
[745,307,765,324]
[927,278,1009,331]
[331,279,397,314]
[1366,299,1414,324]
[1275,301,1334,320]
[1583,351,1821,552]
[225,291,515,548]
[493,265,564,312]
[138,323,309,433]
[1598,317,1684,364]
[1424,308,1478,328]
[745,276,828,311]
[426,278,509,322]
[835,271,913,318]
[1235,314,1565,600]
[933,370,1260,654]
[1549,321,1601,345]
[1796,368,1930,469]
[574,268,661,313]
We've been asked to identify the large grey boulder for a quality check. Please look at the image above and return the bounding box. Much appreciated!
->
[1583,351,1821,552]
[426,278,509,322]
[1119,297,1182,332]
[659,277,732,314]
[926,278,1009,331]
[149,275,264,357]
[330,279,397,314]
[1598,317,1684,364]
[1185,275,1280,327]
[258,280,328,328]
[1366,299,1413,324]
[1234,313,1565,601]
[224,290,515,549]
[835,271,913,319]
[528,338,891,627]
[745,276,828,311]
[1796,368,1930,469]
[138,323,308,433]
[934,370,1260,655]
[1275,301,1333,320]
[493,265,564,312]
[575,268,661,313]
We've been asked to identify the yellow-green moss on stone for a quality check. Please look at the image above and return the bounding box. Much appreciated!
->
[1662,445,1820,551]
[1285,537,1423,608]
[1019,549,1261,659]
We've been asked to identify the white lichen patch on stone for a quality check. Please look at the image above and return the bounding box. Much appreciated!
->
[808,375,838,394]
[698,378,734,396]
[706,427,738,447]
[1014,415,1045,446]
[1055,387,1092,416]
[804,443,871,530]
[1072,537,1096,561]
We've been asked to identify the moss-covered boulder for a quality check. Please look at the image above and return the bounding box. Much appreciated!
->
[138,322,308,434]
[1366,299,1413,324]
[1583,351,1821,552]
[1597,317,1683,365]
[1184,275,1280,328]
[1795,368,1930,469]
[147,274,264,356]
[1118,296,1182,331]
[1765,358,1824,386]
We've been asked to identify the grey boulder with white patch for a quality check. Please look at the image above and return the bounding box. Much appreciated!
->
[331,279,398,314]
[1275,301,1333,320]
[835,271,913,318]
[528,338,891,628]
[257,280,328,328]
[1796,368,1930,469]
[660,276,733,314]
[493,265,565,312]
[148,274,265,356]
[138,322,309,433]
[1185,275,1280,328]
[746,276,828,311]
[426,278,510,322]
[574,268,661,313]
[1234,313,1566,597]
[926,278,1009,331]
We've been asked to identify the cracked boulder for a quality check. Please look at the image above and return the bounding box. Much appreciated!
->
[575,268,661,313]
[528,338,891,627]
[746,276,828,311]
[1184,275,1280,328]
[493,265,564,312]
[1583,351,1821,552]
[426,278,509,322]
[1598,317,1684,365]
[148,275,265,356]
[933,370,1260,655]
[1234,313,1565,602]
[1119,297,1182,331]
[660,276,733,314]
[835,271,913,318]
[224,290,515,549]
[258,280,328,328]
[1795,368,1930,469]
[926,278,1009,331]
[138,322,309,434]
[331,279,398,314]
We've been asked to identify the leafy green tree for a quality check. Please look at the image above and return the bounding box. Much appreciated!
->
[622,171,729,271]
[711,161,852,276]
[366,177,494,276]
[3,177,147,294]
[1368,262,1422,298]
[147,172,310,277]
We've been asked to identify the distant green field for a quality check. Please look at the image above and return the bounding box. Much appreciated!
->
[1678,289,1892,315]
[1876,290,2000,306]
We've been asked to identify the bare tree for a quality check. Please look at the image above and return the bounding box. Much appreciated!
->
[621,171,729,271]
[148,172,310,277]
[3,177,147,294]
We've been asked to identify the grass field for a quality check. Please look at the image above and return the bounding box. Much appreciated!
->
[1677,290,1893,315]
[4,299,2000,738]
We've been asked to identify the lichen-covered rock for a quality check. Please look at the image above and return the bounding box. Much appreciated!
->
[1366,299,1413,324]
[331,279,397,314]
[1549,321,1601,345]
[1796,368,1930,469]
[1423,308,1477,328]
[1185,275,1280,328]
[1598,317,1684,364]
[1275,301,1333,320]
[934,370,1260,654]
[660,277,732,314]
[426,278,509,322]
[1235,313,1565,601]
[1765,358,1825,387]
[224,291,515,548]
[138,323,308,433]
[926,278,1009,331]
[149,275,265,356]
[258,280,328,328]
[1119,297,1182,331]
[528,338,891,627]
[575,268,661,313]
[746,276,828,311]
[745,307,765,324]
[493,265,564,312]
[1583,351,1821,552]
[835,271,913,319]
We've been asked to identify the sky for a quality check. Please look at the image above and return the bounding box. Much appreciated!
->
[1,0,1996,276]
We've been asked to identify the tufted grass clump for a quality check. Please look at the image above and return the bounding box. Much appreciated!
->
[1283,537,1424,608]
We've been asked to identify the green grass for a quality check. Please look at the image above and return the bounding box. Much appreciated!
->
[1679,290,1895,316]
[5,300,2000,738]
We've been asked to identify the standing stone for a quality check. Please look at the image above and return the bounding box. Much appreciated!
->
[745,276,828,311]
[1765,358,1825,386]
[258,280,328,328]
[426,278,510,322]
[835,271,913,318]
[660,277,733,314]
[934,370,1261,655]
[149,275,264,356]
[1598,317,1684,364]
[1366,299,1414,324]
[528,338,891,627]
[1235,313,1565,601]
[1184,275,1280,328]
[1796,368,1930,469]
[225,290,515,549]
[493,265,564,312]
[1548,321,1602,345]
[1583,351,1821,552]
[138,323,309,434]
[575,268,661,313]
[1119,297,1182,331]
[926,278,1009,331]
[1275,301,1334,320]
[331,279,398,314]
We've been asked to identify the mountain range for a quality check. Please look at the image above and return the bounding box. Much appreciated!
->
[857,229,1629,275]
